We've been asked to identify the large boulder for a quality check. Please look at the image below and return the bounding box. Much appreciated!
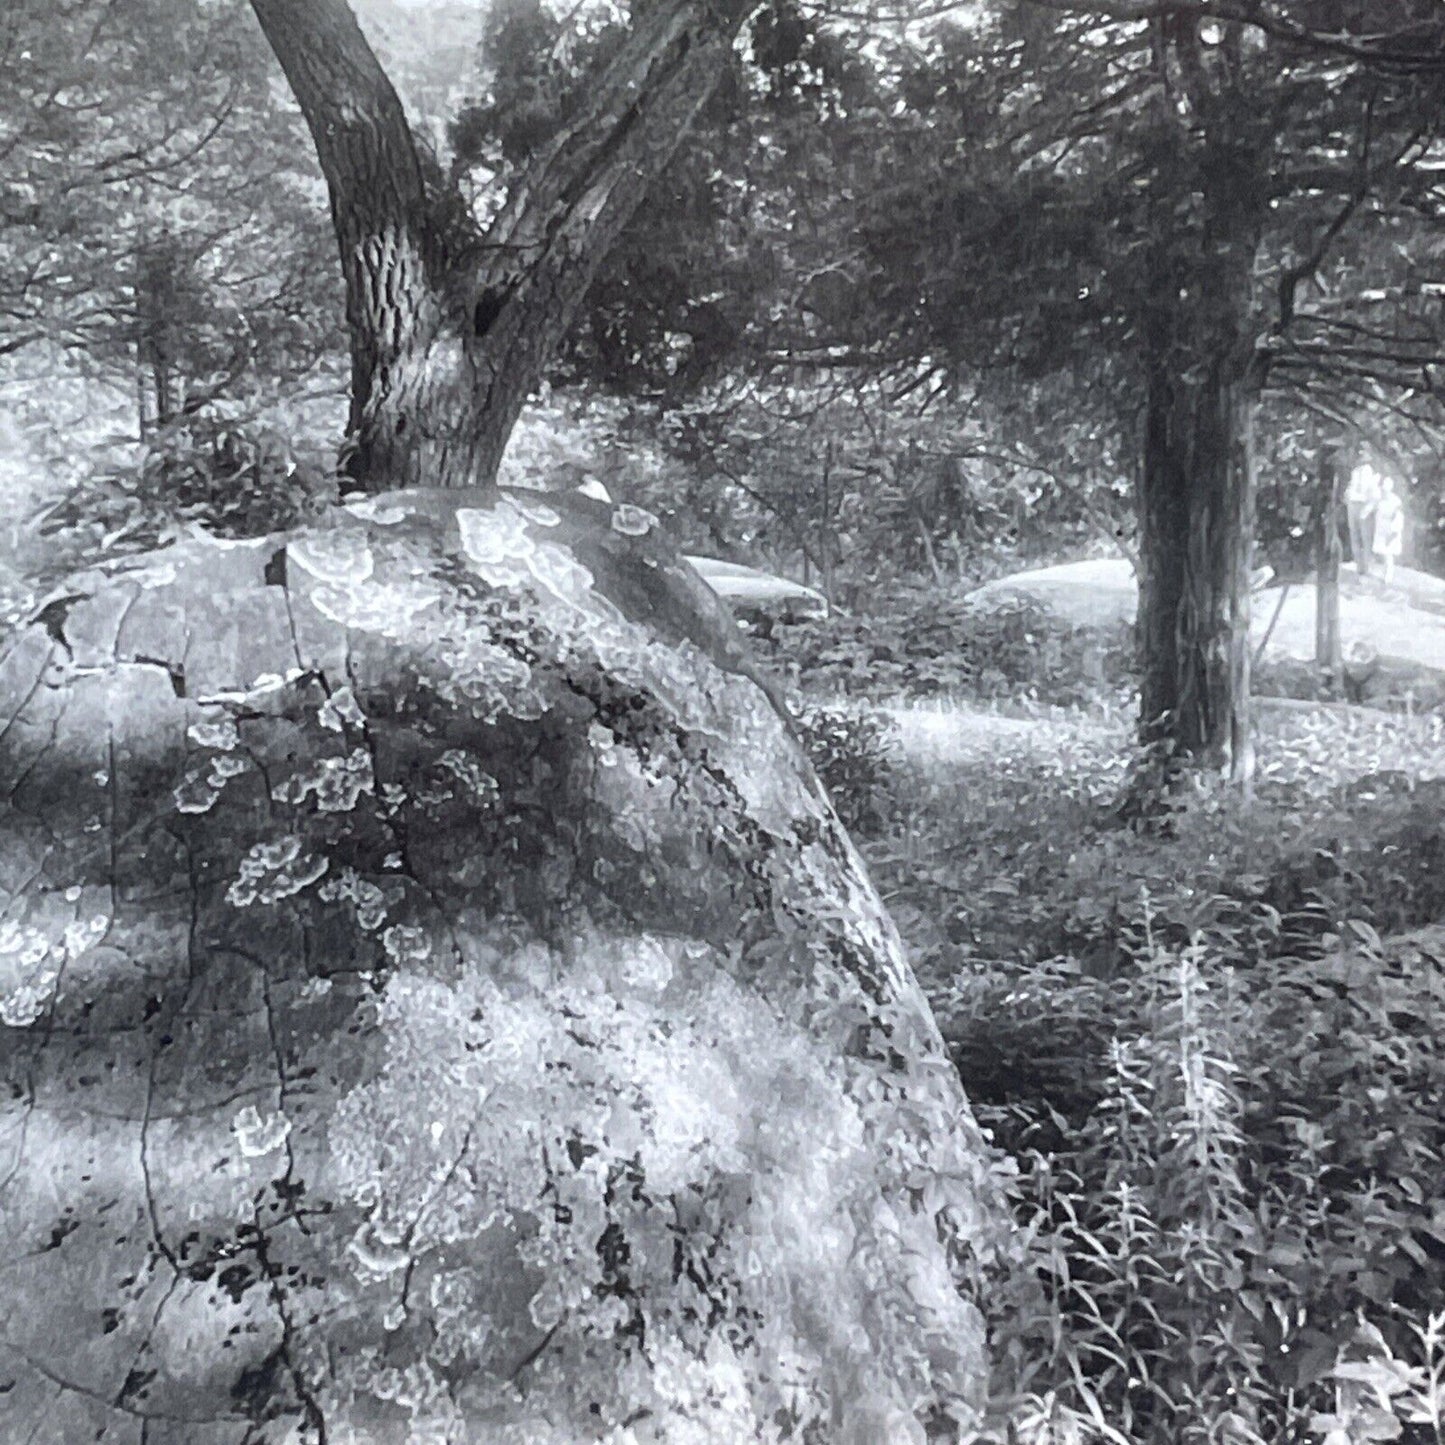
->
[0,488,1006,1443]
[965,558,1139,631]
[686,556,831,627]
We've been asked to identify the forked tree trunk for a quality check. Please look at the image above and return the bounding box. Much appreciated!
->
[250,0,754,493]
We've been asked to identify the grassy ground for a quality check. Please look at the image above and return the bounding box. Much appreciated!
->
[861,694,1445,994]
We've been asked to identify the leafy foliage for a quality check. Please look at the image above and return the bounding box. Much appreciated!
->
[776,586,1136,708]
[875,705,1445,974]
[865,700,1445,1442]
[794,702,897,835]
[0,0,337,397]
[959,924,1445,1444]
[59,406,335,541]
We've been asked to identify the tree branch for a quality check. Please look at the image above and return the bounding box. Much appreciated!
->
[1022,0,1445,73]
[1272,93,1375,336]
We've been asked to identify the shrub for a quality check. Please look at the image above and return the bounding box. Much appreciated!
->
[955,925,1445,1444]
[795,701,897,835]
[39,404,336,575]
[773,584,1136,709]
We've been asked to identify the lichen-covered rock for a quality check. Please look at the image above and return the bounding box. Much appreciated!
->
[0,488,1007,1443]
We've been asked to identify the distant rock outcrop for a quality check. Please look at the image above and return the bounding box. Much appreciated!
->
[967,557,1445,706]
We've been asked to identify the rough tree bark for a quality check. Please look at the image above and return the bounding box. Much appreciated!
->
[0,2,1009,1439]
[1137,331,1258,773]
[250,0,753,493]
[1135,57,1266,777]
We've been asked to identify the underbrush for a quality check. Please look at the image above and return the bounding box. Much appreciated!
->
[41,405,335,559]
[869,707,1445,981]
[793,700,897,834]
[10,389,344,602]
[967,930,1445,1444]
[771,585,1136,709]
[859,703,1445,1443]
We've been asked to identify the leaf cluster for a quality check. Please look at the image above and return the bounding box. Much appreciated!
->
[0,0,339,388]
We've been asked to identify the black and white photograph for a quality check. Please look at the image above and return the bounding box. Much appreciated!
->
[4,2,1445,1440]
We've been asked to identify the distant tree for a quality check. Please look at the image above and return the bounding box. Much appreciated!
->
[859,1,1445,771]
[642,360,1134,597]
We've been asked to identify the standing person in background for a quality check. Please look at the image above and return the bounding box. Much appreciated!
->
[1373,475,1406,586]
[1345,451,1382,575]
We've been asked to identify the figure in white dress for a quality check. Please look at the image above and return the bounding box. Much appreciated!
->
[1372,475,1405,585]
[1345,455,1381,575]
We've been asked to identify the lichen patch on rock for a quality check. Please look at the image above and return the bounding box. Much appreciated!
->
[0,491,1008,1443]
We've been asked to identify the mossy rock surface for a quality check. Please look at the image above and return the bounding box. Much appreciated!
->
[0,488,1003,1443]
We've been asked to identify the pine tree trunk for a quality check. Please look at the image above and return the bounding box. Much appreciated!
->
[1136,135,1264,778]
[1138,354,1257,773]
